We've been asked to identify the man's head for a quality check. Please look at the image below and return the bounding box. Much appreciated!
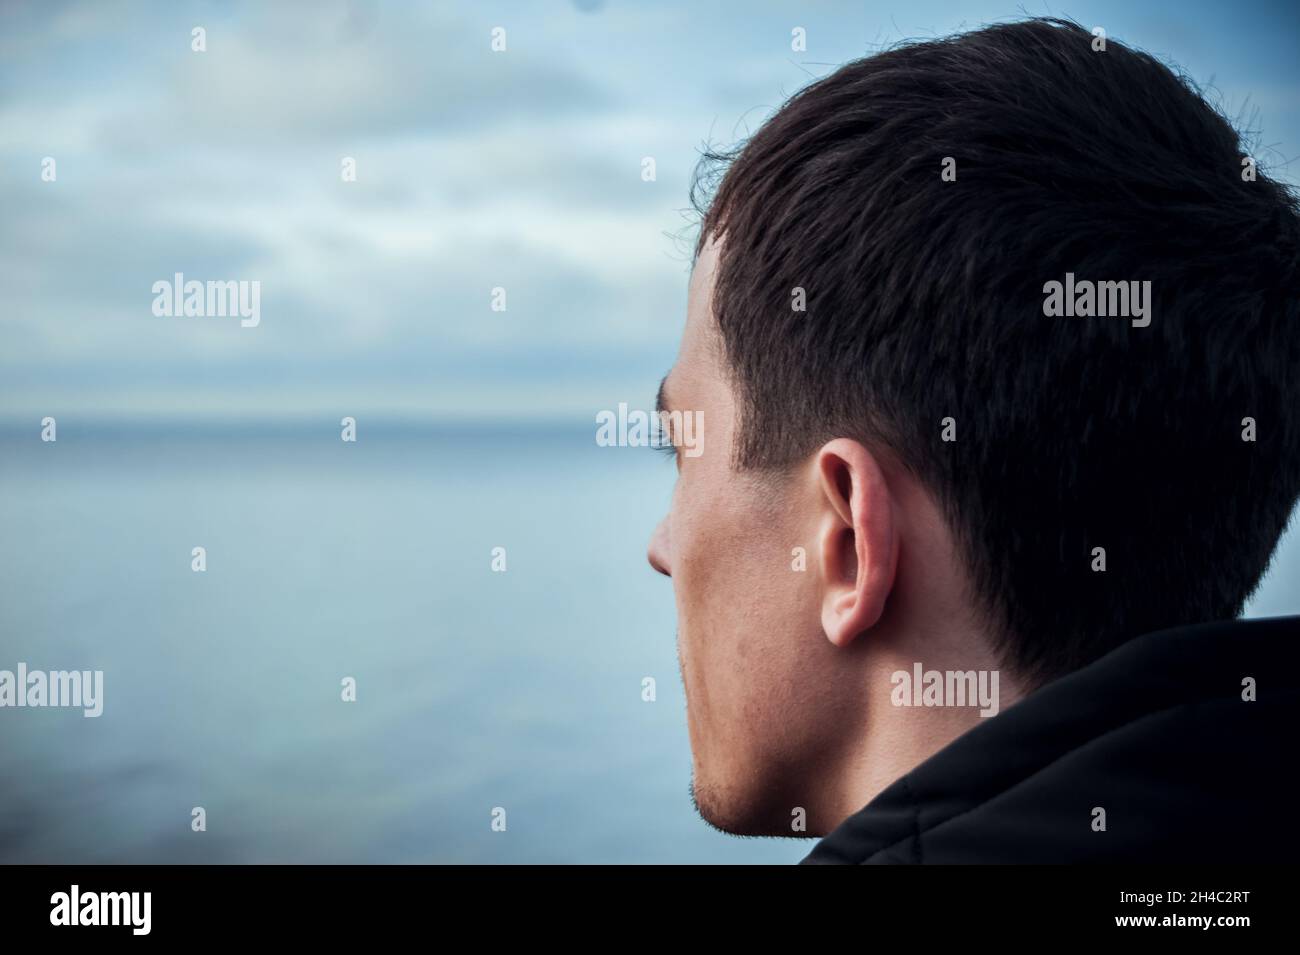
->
[647,18,1300,836]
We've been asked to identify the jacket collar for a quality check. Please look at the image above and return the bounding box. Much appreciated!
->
[801,616,1300,863]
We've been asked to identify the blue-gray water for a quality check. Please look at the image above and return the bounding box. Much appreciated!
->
[0,421,808,863]
[1,421,1296,863]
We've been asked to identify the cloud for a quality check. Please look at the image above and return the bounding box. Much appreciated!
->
[3,0,1296,422]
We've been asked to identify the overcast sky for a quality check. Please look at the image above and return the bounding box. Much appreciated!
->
[3,0,1297,422]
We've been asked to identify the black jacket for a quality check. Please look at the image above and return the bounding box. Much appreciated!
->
[802,616,1300,864]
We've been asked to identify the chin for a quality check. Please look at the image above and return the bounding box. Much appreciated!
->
[689,769,810,838]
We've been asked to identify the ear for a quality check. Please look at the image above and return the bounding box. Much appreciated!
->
[816,439,899,648]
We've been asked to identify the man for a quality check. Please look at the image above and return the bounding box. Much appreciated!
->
[646,18,1300,863]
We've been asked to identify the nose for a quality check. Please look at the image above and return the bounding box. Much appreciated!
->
[647,518,672,577]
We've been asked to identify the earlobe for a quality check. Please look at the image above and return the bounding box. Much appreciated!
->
[816,440,899,648]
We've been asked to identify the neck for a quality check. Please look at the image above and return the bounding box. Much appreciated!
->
[817,633,1028,833]
[812,465,1030,832]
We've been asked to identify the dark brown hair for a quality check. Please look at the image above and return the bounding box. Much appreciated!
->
[693,18,1300,684]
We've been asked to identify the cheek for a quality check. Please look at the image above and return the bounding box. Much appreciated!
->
[669,462,746,598]
[671,470,809,693]
[673,466,797,604]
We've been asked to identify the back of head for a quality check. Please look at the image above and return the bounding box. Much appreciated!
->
[695,17,1300,686]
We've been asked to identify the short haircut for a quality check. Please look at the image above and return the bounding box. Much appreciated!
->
[693,17,1300,685]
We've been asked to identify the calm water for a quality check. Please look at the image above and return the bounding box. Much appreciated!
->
[0,421,806,863]
[1,421,1296,863]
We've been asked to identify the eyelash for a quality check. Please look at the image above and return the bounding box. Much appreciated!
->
[651,425,678,459]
